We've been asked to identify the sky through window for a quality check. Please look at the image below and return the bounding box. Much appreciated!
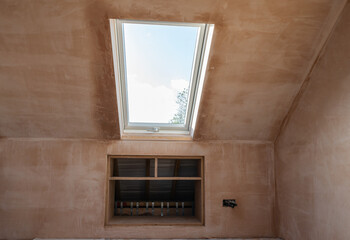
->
[123,23,199,124]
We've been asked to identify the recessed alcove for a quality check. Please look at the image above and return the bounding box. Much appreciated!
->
[105,156,204,225]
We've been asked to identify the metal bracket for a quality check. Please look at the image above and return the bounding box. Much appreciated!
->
[223,199,237,208]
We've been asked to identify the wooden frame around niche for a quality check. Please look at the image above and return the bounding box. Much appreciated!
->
[105,155,205,226]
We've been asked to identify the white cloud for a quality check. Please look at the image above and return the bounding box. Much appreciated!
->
[127,76,178,123]
[171,79,189,92]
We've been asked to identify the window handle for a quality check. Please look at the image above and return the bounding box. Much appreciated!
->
[146,127,159,132]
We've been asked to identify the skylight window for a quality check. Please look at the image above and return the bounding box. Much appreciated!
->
[110,20,214,139]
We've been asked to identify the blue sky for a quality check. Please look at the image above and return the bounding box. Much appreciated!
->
[123,22,198,124]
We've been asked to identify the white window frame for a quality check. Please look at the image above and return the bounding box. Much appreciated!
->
[110,19,214,139]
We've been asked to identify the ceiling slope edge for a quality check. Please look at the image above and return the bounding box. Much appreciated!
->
[274,0,349,144]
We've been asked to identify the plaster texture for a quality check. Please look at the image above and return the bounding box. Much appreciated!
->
[0,0,347,141]
[34,239,281,240]
[0,139,275,239]
[275,3,350,240]
[1,1,350,239]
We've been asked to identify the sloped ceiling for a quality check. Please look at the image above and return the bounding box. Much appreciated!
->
[0,0,346,141]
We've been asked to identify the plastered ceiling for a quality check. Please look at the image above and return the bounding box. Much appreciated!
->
[0,0,346,141]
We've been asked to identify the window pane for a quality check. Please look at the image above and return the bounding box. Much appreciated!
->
[123,23,199,124]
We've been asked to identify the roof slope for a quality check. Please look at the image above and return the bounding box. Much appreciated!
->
[0,0,346,140]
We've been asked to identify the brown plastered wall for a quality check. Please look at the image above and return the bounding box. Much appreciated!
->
[0,0,347,141]
[0,139,275,239]
[275,3,350,240]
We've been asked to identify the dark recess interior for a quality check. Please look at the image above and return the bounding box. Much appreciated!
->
[112,158,199,217]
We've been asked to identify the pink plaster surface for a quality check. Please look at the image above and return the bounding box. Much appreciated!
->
[0,0,346,141]
[0,139,275,239]
[275,3,350,240]
[1,1,350,239]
